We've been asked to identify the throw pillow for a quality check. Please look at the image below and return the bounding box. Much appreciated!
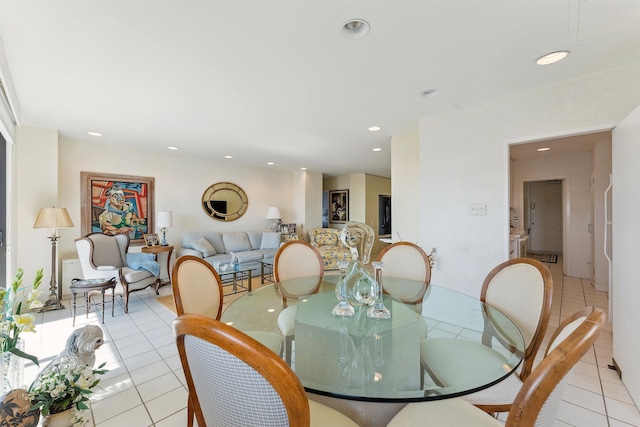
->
[191,236,217,257]
[260,232,282,249]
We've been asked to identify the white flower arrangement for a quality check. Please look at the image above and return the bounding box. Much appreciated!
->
[28,359,107,427]
[0,268,43,365]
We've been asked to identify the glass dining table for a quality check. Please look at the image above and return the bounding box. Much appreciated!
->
[221,276,524,426]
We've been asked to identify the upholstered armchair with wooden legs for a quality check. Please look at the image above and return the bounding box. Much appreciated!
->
[174,314,358,427]
[172,255,284,427]
[274,241,324,365]
[388,306,605,427]
[421,258,553,414]
[75,232,162,313]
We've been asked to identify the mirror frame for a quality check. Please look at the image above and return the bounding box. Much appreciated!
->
[201,182,249,222]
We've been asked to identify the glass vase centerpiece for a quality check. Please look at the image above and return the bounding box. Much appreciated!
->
[337,222,388,316]
[332,260,355,317]
[368,261,391,319]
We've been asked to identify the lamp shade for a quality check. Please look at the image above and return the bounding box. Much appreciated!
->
[157,211,173,229]
[266,207,281,220]
[33,207,74,229]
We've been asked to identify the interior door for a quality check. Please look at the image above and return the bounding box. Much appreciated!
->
[526,180,563,253]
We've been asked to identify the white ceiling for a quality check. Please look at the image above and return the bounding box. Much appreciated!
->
[1,1,639,177]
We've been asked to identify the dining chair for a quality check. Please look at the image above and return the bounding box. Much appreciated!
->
[75,232,162,313]
[421,257,553,413]
[274,241,325,365]
[388,306,605,427]
[174,313,359,427]
[377,241,431,307]
[172,255,284,427]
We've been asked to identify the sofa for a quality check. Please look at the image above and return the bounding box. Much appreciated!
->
[176,231,282,275]
[308,228,352,270]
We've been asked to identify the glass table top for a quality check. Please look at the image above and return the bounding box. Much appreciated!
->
[221,276,525,403]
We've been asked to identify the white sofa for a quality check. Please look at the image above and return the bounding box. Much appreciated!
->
[176,231,281,274]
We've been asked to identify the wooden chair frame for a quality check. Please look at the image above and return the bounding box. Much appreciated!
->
[174,314,311,427]
[505,306,605,426]
[171,255,224,318]
[480,257,553,382]
[274,240,324,307]
[171,255,224,426]
[377,241,432,305]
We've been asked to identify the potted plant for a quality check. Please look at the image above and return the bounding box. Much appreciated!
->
[27,360,107,427]
[0,268,43,393]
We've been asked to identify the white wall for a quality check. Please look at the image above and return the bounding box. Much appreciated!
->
[512,151,592,278]
[56,138,296,263]
[293,169,323,238]
[415,63,640,298]
[612,103,640,403]
[14,126,59,290]
[390,132,419,244]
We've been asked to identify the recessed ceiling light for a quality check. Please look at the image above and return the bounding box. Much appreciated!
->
[372,148,382,152]
[267,162,275,165]
[300,167,307,170]
[224,155,233,159]
[536,51,569,65]
[368,126,381,132]
[421,89,440,98]
[341,19,370,39]
[168,146,179,150]
[87,131,102,137]
[537,147,550,152]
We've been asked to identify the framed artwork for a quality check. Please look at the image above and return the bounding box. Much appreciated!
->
[288,223,297,234]
[144,233,160,247]
[280,223,289,234]
[329,190,349,224]
[81,172,155,245]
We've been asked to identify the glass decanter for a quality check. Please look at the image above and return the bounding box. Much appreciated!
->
[367,261,391,319]
[339,222,377,308]
[332,260,355,317]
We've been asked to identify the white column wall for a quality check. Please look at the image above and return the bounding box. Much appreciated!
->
[390,132,419,244]
[612,102,640,403]
[14,126,59,295]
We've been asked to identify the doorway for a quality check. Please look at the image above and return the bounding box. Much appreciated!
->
[524,180,563,254]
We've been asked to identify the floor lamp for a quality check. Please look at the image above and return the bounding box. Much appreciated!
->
[33,207,74,312]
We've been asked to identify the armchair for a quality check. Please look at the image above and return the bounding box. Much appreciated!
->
[75,233,162,313]
[308,228,352,270]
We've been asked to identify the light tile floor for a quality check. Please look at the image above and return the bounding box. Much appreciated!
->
[20,256,640,426]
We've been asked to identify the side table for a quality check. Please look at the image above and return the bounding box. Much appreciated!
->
[70,277,117,326]
[141,245,174,293]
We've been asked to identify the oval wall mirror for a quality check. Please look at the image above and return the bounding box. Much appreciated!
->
[201,182,248,221]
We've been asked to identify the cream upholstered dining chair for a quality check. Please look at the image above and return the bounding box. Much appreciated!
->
[174,314,359,427]
[75,232,162,313]
[388,306,605,427]
[274,241,324,365]
[421,257,553,414]
[377,241,431,308]
[172,255,284,427]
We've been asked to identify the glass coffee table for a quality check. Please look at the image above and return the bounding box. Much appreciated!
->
[259,257,274,284]
[215,264,253,295]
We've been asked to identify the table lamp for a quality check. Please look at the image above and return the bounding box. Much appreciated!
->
[33,207,74,312]
[157,211,173,246]
[266,207,281,232]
